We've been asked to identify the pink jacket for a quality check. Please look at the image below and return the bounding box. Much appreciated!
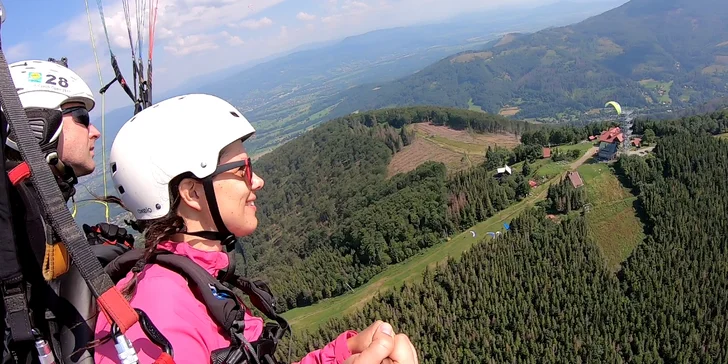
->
[94,241,356,364]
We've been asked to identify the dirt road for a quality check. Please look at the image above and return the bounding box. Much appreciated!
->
[570,146,598,170]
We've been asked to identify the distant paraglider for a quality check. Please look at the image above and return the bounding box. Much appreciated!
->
[605,101,622,115]
[487,232,496,239]
[470,230,476,238]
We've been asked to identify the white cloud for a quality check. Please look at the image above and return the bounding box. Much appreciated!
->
[228,36,245,46]
[73,62,102,85]
[161,29,247,55]
[236,17,274,30]
[164,33,220,56]
[296,12,317,21]
[220,31,245,46]
[342,1,368,11]
[54,0,285,49]
[6,43,30,61]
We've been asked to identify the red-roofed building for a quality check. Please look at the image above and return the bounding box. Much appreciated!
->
[631,138,642,147]
[542,147,551,158]
[599,127,624,144]
[567,171,584,188]
[588,135,597,141]
[529,180,538,188]
[597,126,624,160]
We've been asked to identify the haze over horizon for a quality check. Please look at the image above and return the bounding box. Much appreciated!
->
[2,0,619,116]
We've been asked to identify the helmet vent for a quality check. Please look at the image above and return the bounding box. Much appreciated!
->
[230,111,239,117]
[111,162,117,173]
[118,185,125,194]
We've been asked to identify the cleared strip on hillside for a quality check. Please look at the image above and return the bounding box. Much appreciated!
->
[577,163,645,272]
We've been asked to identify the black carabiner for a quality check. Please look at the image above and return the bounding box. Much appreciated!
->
[110,308,174,357]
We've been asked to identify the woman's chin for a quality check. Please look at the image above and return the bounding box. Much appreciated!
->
[230,219,258,237]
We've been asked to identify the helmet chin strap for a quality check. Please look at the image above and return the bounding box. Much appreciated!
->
[46,152,78,187]
[184,178,237,252]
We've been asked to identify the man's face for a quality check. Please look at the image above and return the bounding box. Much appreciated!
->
[56,101,100,177]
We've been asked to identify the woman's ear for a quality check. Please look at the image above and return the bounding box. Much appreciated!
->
[177,177,205,212]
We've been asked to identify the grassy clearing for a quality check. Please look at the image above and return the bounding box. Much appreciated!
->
[467,98,484,112]
[639,79,673,104]
[716,132,728,140]
[533,142,595,178]
[577,163,645,271]
[387,138,477,177]
[498,107,520,116]
[414,123,520,149]
[388,122,521,176]
[425,135,487,155]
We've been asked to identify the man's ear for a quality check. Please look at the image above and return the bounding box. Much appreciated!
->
[177,178,204,212]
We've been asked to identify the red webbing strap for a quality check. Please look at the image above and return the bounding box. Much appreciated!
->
[97,287,139,333]
[8,161,30,186]
[153,352,175,364]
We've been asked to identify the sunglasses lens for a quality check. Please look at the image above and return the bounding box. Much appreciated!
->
[63,107,90,127]
[246,159,253,185]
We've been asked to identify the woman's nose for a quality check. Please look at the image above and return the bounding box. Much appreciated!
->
[251,172,264,190]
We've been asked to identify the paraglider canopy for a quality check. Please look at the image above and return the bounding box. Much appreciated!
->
[470,231,476,238]
[503,222,511,231]
[605,101,622,115]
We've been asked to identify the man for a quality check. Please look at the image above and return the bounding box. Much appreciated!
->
[5,59,100,181]
[2,59,133,364]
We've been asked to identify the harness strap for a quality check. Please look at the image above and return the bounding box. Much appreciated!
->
[106,249,288,333]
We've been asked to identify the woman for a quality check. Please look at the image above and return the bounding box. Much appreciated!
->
[93,94,417,364]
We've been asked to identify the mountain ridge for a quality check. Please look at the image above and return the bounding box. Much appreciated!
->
[313,0,728,121]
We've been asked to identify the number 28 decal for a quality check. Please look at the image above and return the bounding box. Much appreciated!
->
[45,74,69,88]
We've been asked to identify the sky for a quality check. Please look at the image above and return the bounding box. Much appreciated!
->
[2,0,588,117]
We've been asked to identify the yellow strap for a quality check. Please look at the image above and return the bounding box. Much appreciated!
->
[43,242,70,281]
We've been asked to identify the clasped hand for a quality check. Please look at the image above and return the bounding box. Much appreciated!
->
[345,321,418,364]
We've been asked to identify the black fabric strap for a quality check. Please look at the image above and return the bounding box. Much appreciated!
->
[200,179,237,251]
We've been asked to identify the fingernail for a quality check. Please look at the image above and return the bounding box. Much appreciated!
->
[379,323,393,337]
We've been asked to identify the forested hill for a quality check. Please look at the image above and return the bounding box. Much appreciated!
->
[241,106,538,311]
[289,110,728,362]
[309,0,728,120]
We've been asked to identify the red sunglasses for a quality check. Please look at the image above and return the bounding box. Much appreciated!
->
[206,158,253,185]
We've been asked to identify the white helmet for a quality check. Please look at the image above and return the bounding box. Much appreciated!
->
[109,94,255,225]
[9,60,95,111]
[4,60,94,159]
